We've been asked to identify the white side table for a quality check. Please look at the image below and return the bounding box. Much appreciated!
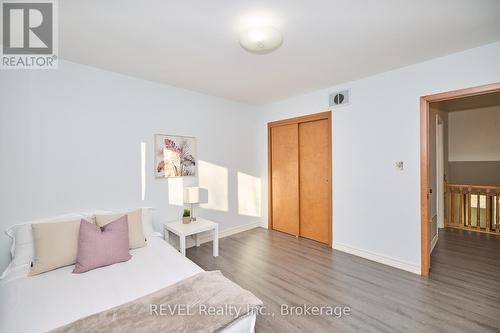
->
[163,218,219,257]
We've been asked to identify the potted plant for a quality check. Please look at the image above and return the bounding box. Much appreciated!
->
[182,209,191,224]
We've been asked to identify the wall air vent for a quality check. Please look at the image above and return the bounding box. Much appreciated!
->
[329,89,350,108]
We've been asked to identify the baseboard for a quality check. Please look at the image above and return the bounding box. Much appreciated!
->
[179,221,261,249]
[219,222,263,239]
[431,233,438,253]
[333,243,421,275]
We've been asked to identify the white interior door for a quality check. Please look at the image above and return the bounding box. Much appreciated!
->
[437,119,445,229]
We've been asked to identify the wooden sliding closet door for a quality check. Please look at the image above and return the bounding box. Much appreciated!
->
[299,119,331,244]
[270,124,300,236]
[268,111,332,245]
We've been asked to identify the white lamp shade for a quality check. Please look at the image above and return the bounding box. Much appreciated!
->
[184,187,208,204]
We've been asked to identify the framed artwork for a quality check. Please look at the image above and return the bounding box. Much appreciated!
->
[154,134,197,178]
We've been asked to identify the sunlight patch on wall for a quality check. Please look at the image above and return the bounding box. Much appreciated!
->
[198,160,228,212]
[141,142,146,201]
[168,177,184,206]
[237,172,261,217]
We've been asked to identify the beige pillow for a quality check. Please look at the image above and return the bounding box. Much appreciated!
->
[95,209,146,249]
[30,218,92,276]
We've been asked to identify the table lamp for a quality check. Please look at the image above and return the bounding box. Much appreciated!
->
[183,187,208,221]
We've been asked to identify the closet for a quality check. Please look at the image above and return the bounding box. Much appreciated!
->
[268,111,332,245]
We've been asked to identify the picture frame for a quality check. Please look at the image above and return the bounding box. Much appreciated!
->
[154,134,197,178]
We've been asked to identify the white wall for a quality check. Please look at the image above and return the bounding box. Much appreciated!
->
[448,106,500,161]
[0,61,262,271]
[2,42,500,275]
[257,41,500,273]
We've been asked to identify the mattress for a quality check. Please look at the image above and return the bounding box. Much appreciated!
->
[0,236,255,333]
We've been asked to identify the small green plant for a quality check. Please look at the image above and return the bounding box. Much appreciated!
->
[183,209,191,217]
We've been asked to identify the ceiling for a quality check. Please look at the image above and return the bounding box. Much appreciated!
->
[433,91,500,112]
[60,0,500,104]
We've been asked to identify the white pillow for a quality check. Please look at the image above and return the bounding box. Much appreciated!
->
[4,213,91,269]
[2,207,158,278]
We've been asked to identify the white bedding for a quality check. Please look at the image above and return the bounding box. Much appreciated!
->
[0,236,255,333]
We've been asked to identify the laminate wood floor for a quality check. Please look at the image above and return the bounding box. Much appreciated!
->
[187,227,500,332]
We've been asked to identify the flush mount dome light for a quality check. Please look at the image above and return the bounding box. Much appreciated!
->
[239,27,283,54]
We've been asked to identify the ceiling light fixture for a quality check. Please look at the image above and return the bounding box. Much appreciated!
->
[239,26,283,54]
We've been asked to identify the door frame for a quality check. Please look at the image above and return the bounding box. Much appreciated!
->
[436,116,444,230]
[420,82,500,277]
[268,111,333,246]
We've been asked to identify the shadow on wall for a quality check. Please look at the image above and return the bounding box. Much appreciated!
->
[142,141,262,217]
[198,160,229,212]
[237,172,261,217]
[168,178,184,206]
[141,142,146,201]
[162,158,262,217]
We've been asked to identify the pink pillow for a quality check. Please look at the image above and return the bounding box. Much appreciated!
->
[73,216,132,273]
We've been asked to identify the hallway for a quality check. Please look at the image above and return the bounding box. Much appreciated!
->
[430,228,500,328]
[431,228,500,282]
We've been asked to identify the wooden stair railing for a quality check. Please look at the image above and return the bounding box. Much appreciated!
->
[445,183,500,235]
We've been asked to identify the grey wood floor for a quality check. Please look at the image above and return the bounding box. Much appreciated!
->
[187,227,500,333]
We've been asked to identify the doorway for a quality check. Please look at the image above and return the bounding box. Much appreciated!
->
[431,114,445,254]
[420,82,500,277]
[436,117,445,230]
[268,111,332,245]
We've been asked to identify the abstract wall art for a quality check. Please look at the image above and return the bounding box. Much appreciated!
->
[154,134,197,178]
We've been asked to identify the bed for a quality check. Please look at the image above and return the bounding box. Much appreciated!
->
[0,235,257,333]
